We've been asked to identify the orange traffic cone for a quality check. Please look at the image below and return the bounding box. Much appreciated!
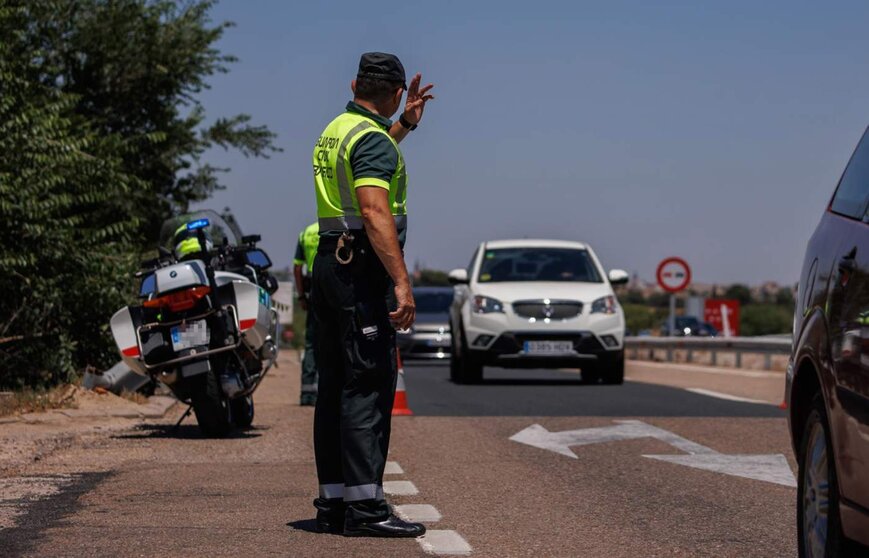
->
[392,350,413,416]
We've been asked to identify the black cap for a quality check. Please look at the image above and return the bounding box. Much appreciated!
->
[357,52,406,87]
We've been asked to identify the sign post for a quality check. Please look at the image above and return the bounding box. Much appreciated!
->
[656,257,692,336]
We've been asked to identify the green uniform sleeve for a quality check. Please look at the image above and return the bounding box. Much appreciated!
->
[350,131,398,190]
[293,235,305,266]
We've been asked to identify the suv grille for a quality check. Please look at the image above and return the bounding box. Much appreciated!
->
[512,300,583,320]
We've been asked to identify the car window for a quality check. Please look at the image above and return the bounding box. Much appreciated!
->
[414,292,454,313]
[478,248,602,283]
[830,128,869,220]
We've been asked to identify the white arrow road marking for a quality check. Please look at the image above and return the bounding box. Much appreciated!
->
[510,420,796,487]
[644,453,796,487]
[509,420,711,459]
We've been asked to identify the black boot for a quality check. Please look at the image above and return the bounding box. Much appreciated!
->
[313,498,344,534]
[344,514,426,538]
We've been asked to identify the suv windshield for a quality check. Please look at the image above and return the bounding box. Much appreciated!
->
[158,210,242,249]
[478,247,602,283]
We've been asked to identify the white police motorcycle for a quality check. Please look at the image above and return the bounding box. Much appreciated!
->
[110,210,279,436]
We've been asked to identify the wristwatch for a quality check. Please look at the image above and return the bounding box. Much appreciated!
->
[399,113,417,131]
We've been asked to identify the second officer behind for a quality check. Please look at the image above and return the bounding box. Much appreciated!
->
[310,52,434,537]
[293,221,320,406]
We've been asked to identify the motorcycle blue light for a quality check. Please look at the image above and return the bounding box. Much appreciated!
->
[186,218,210,231]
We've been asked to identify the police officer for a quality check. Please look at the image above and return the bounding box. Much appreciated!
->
[172,223,213,260]
[293,221,320,406]
[311,52,434,537]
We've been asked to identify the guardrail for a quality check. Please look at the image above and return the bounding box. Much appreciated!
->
[624,336,792,371]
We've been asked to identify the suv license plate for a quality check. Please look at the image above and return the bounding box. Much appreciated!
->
[524,340,574,355]
[170,320,210,352]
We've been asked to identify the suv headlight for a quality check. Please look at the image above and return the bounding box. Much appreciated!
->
[472,295,504,314]
[590,295,616,314]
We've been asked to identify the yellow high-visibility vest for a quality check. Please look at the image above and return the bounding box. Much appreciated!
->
[312,111,407,232]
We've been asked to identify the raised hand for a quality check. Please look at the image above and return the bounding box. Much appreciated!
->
[402,73,434,126]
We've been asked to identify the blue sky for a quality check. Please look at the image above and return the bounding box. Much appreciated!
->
[194,0,869,284]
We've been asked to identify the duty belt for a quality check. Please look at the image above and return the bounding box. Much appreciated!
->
[318,232,369,265]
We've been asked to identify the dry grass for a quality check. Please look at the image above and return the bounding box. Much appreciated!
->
[0,384,79,418]
[117,390,148,405]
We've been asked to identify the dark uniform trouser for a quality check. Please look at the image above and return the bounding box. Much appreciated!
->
[311,239,398,525]
[301,305,318,396]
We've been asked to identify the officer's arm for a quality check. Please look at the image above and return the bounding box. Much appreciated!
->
[357,187,415,329]
[293,238,307,309]
[388,122,410,144]
[293,264,307,309]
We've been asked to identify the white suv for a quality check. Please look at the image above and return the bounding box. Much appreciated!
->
[448,239,628,384]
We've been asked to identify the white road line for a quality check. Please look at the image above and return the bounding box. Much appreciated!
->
[383,480,418,496]
[686,388,772,405]
[394,504,442,523]
[629,359,782,379]
[418,529,473,556]
[387,460,471,554]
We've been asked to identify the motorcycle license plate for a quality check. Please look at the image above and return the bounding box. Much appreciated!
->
[170,320,210,352]
[524,340,573,355]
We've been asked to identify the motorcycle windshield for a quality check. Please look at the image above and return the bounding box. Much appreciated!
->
[159,210,243,249]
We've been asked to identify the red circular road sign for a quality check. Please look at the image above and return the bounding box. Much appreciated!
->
[656,257,692,293]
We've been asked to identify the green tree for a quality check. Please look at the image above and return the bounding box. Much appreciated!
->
[0,0,278,387]
[17,0,279,243]
[0,4,140,386]
[622,303,665,335]
[740,304,792,336]
[775,287,795,307]
[624,289,646,304]
[647,292,670,308]
[724,284,753,306]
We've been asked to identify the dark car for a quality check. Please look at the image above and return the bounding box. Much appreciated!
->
[787,126,869,557]
[397,287,454,360]
[660,316,718,337]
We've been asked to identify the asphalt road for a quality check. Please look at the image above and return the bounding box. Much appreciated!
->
[402,362,785,417]
[1,355,798,557]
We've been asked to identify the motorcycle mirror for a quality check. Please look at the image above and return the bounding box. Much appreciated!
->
[242,234,261,245]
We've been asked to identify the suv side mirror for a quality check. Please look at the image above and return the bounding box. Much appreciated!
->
[608,269,629,285]
[448,269,469,285]
[244,248,272,270]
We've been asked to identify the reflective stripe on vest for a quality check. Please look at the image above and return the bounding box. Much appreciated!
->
[313,112,407,232]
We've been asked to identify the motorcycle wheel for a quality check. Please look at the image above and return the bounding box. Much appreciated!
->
[190,371,231,438]
[230,395,254,429]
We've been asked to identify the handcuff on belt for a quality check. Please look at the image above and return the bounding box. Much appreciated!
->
[336,232,354,265]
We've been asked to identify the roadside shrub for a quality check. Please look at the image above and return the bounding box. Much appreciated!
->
[740,304,793,337]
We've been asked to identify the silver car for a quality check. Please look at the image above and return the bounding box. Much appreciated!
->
[397,287,453,360]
